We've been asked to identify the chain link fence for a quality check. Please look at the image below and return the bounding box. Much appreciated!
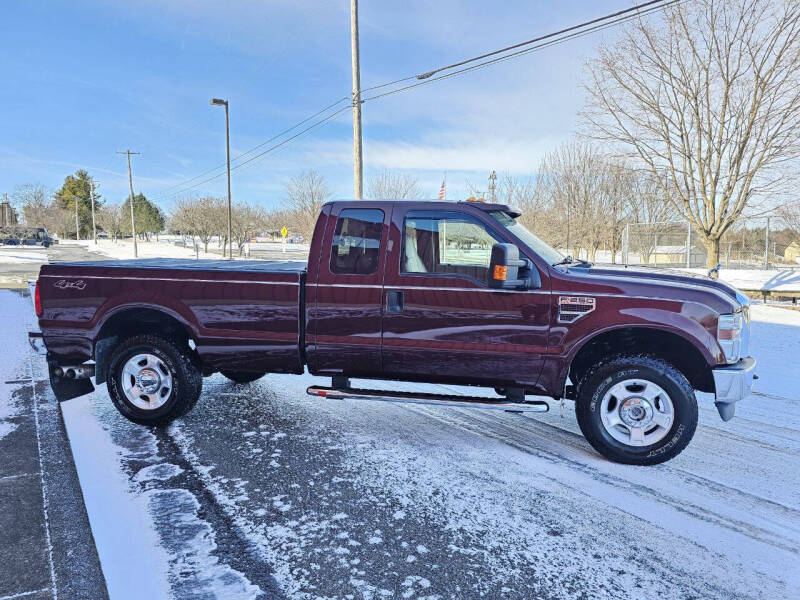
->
[621,216,800,270]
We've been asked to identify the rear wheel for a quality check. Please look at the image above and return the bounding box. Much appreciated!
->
[107,334,202,426]
[221,370,266,384]
[574,354,697,465]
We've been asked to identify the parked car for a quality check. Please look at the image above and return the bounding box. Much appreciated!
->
[29,200,756,464]
[1,226,52,247]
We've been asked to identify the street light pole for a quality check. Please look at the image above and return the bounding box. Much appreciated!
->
[211,98,232,259]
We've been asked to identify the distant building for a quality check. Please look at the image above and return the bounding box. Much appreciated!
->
[785,241,800,264]
[0,201,18,227]
[646,244,706,266]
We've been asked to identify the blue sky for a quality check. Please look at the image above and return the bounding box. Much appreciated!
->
[1,0,635,211]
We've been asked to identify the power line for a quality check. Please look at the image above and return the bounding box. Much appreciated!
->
[155,106,351,201]
[156,96,349,196]
[156,0,681,199]
[362,0,683,103]
[365,0,673,90]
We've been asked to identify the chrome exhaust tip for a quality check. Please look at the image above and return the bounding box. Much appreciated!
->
[54,364,95,379]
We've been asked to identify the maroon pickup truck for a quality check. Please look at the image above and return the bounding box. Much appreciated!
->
[29,200,756,464]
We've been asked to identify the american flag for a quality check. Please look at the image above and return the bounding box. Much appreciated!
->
[437,176,446,200]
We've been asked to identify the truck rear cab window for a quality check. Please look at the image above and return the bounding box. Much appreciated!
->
[403,213,500,283]
[329,209,384,275]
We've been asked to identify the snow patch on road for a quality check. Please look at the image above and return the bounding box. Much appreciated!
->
[0,295,32,440]
[0,385,22,440]
[146,488,262,599]
[134,463,184,482]
[61,397,263,599]
[61,397,171,600]
[170,421,333,599]
[0,247,47,265]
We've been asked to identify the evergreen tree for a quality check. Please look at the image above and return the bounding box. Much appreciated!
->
[54,170,102,238]
[120,193,165,240]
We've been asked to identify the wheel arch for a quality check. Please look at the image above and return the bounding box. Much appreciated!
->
[94,305,199,384]
[568,326,715,394]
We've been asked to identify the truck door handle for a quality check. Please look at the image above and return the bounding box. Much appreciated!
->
[386,290,404,314]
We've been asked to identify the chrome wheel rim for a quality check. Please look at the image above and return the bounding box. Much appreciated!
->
[600,378,674,447]
[121,353,172,411]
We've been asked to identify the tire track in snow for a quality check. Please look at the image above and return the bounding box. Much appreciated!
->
[457,407,800,516]
[401,405,800,566]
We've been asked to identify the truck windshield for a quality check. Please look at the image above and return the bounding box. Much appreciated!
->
[489,211,564,265]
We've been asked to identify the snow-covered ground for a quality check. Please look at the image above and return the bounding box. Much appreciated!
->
[71,239,310,262]
[10,300,791,599]
[0,246,47,265]
[684,268,800,293]
[72,239,218,261]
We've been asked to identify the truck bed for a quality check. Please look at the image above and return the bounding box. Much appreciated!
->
[48,258,308,273]
[38,258,307,375]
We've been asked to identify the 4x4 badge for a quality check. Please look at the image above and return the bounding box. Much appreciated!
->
[53,279,87,290]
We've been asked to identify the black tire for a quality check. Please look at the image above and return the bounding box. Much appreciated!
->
[220,370,266,384]
[574,354,698,465]
[107,334,202,426]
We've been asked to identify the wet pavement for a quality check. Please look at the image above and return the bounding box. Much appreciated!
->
[0,290,107,600]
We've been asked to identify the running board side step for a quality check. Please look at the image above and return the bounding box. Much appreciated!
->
[307,386,549,413]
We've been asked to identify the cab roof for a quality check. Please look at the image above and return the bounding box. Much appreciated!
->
[326,199,521,218]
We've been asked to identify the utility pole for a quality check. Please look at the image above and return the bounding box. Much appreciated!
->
[90,179,97,244]
[764,216,770,269]
[685,222,691,268]
[118,150,140,258]
[350,0,363,199]
[488,170,497,203]
[74,192,80,241]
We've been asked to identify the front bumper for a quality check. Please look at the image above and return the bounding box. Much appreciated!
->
[712,357,757,421]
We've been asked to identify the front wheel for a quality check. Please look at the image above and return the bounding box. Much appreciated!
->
[575,355,698,465]
[107,334,202,426]
[221,370,266,384]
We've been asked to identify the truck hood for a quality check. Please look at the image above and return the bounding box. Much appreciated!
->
[570,264,748,312]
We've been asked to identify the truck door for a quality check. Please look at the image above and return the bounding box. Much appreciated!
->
[307,202,390,377]
[381,206,551,391]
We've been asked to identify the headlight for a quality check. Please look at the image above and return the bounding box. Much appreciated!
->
[718,312,744,363]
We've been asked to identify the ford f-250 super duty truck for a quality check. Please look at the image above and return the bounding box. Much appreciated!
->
[29,200,756,465]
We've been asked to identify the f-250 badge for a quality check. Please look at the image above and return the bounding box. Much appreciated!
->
[558,296,596,323]
[53,279,87,290]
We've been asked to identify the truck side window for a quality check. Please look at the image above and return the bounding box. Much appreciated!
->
[403,214,499,282]
[330,209,384,275]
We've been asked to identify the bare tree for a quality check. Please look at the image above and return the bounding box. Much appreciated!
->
[778,202,800,237]
[537,141,626,262]
[172,197,222,253]
[49,207,76,239]
[285,170,331,241]
[602,164,636,264]
[12,183,51,228]
[624,171,680,264]
[585,0,800,269]
[366,170,423,199]
[97,203,124,241]
[231,203,266,256]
